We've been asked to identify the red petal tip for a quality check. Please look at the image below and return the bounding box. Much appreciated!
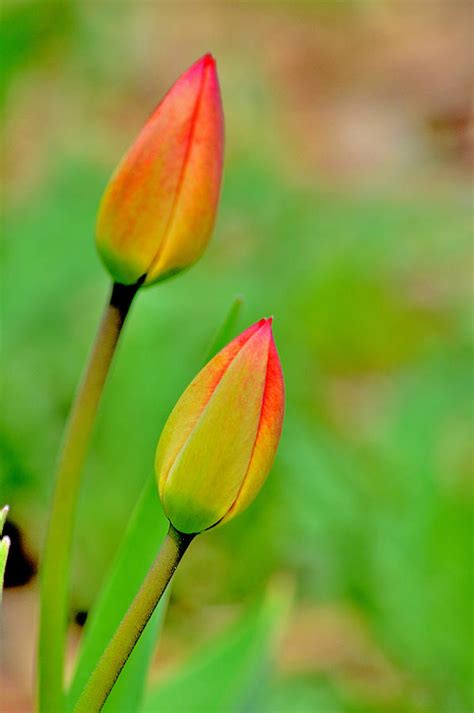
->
[257,317,274,335]
[201,53,216,67]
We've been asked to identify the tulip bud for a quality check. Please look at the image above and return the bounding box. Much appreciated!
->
[96,54,224,286]
[155,319,285,534]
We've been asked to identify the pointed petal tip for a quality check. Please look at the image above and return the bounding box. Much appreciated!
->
[251,317,274,346]
[183,53,217,85]
[251,316,274,334]
[199,53,216,70]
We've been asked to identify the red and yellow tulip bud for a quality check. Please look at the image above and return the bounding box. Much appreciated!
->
[155,319,285,534]
[96,54,224,286]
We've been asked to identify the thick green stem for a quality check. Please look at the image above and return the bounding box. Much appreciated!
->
[73,524,194,713]
[38,281,140,713]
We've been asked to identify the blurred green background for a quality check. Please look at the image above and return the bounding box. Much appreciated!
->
[1,1,472,712]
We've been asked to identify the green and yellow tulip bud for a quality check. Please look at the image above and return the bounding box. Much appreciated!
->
[96,54,224,286]
[155,319,285,534]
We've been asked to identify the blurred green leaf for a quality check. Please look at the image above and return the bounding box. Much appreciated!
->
[368,351,474,712]
[265,675,347,713]
[142,579,292,713]
[204,295,244,360]
[67,479,168,711]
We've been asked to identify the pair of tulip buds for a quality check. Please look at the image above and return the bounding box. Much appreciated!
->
[97,55,285,534]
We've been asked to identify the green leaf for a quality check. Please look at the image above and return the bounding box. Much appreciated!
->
[104,592,170,713]
[142,579,292,713]
[204,295,244,360]
[0,505,10,604]
[68,298,245,711]
[67,479,168,711]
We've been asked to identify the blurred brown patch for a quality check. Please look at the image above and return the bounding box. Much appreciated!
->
[279,602,409,705]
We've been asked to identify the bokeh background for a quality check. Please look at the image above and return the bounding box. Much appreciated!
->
[1,1,473,711]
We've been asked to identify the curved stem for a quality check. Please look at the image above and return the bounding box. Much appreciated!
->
[38,281,140,713]
[73,524,194,713]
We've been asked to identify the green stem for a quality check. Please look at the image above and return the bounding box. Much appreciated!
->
[73,524,194,713]
[38,281,140,713]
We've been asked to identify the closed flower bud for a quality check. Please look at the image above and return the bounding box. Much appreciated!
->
[96,54,224,286]
[155,319,285,534]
